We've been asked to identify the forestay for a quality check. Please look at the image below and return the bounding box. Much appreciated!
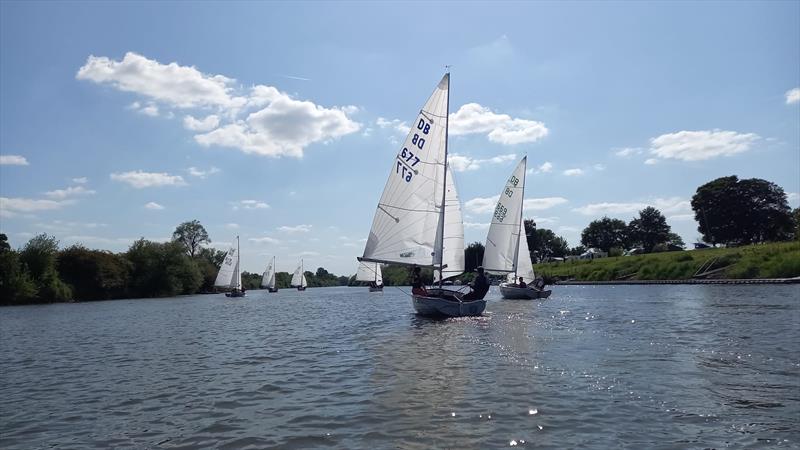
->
[361,74,450,268]
[214,245,238,288]
[483,157,527,275]
[356,261,383,284]
[434,163,464,282]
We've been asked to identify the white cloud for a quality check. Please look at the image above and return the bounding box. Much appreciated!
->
[649,129,759,162]
[111,170,186,188]
[72,177,88,184]
[464,222,490,230]
[225,223,240,230]
[231,199,270,210]
[249,236,281,244]
[531,216,559,226]
[573,197,691,216]
[278,224,312,233]
[187,166,221,178]
[464,195,500,214]
[668,214,695,221]
[563,168,584,176]
[140,103,159,117]
[786,87,800,105]
[0,155,29,166]
[1,197,73,216]
[644,158,659,165]
[292,250,320,257]
[532,161,553,174]
[44,185,97,199]
[376,117,410,134]
[449,103,548,145]
[464,195,566,214]
[614,147,644,157]
[78,52,361,158]
[449,153,516,172]
[593,164,605,171]
[523,197,568,211]
[62,235,134,246]
[77,52,242,109]
[144,202,165,210]
[183,114,220,132]
[787,192,799,206]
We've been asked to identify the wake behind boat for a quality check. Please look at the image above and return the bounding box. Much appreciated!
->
[358,72,485,317]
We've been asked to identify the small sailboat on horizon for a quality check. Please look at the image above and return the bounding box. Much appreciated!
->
[291,259,308,291]
[482,156,551,300]
[261,256,278,293]
[356,261,383,292]
[216,236,246,298]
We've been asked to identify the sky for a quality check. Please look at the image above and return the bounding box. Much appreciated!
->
[1,1,798,276]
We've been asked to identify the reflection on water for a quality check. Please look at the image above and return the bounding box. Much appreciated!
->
[1,285,798,448]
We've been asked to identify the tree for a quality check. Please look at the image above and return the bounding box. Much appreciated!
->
[667,232,685,249]
[464,242,485,273]
[19,234,71,301]
[0,233,10,252]
[691,176,793,245]
[58,245,131,300]
[628,207,671,252]
[580,217,628,253]
[126,239,202,297]
[793,208,800,240]
[0,247,37,304]
[172,220,210,258]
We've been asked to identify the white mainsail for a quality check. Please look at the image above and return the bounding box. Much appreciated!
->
[356,261,383,284]
[261,257,276,289]
[291,260,308,288]
[434,163,464,282]
[361,74,450,268]
[482,157,529,277]
[214,244,238,288]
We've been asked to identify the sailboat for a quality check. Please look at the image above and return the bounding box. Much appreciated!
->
[216,236,246,297]
[356,261,383,292]
[359,72,485,317]
[482,156,551,300]
[261,256,278,293]
[291,259,308,291]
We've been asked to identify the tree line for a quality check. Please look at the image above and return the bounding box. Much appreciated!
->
[0,220,349,305]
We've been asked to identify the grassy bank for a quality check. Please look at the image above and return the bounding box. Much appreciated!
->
[534,241,800,281]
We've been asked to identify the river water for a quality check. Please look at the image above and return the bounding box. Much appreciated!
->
[1,285,798,449]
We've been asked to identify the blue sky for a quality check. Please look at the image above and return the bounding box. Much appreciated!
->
[1,1,798,276]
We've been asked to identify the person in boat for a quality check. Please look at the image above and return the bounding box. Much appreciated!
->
[411,266,428,296]
[463,266,489,301]
[518,277,527,289]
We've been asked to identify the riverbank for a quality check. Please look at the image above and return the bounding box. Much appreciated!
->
[557,277,799,285]
[535,241,800,282]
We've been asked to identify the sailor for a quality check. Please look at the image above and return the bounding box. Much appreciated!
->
[411,266,428,296]
[518,276,527,289]
[464,266,489,300]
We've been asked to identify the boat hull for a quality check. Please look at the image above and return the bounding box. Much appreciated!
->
[296,286,306,291]
[225,291,247,298]
[368,286,383,292]
[499,283,551,300]
[412,288,486,317]
[268,288,278,293]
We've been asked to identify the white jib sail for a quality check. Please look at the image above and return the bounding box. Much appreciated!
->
[482,157,527,275]
[214,245,238,288]
[291,262,307,287]
[434,163,464,282]
[507,221,536,284]
[356,261,383,284]
[361,74,450,267]
[231,259,241,290]
[261,258,276,289]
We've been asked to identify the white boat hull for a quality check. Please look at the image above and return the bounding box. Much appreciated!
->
[499,283,551,300]
[412,288,486,317]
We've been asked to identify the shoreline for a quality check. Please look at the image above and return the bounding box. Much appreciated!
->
[555,277,800,285]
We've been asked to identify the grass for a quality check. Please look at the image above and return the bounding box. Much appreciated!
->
[534,241,800,281]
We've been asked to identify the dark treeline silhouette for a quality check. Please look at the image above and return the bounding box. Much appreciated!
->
[0,221,349,305]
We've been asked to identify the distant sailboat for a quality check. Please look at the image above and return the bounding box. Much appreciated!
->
[261,256,278,293]
[359,72,485,317]
[291,259,308,291]
[216,236,245,297]
[482,157,551,300]
[356,261,383,292]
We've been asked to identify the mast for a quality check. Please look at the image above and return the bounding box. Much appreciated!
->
[512,157,527,282]
[236,235,240,290]
[438,70,451,288]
